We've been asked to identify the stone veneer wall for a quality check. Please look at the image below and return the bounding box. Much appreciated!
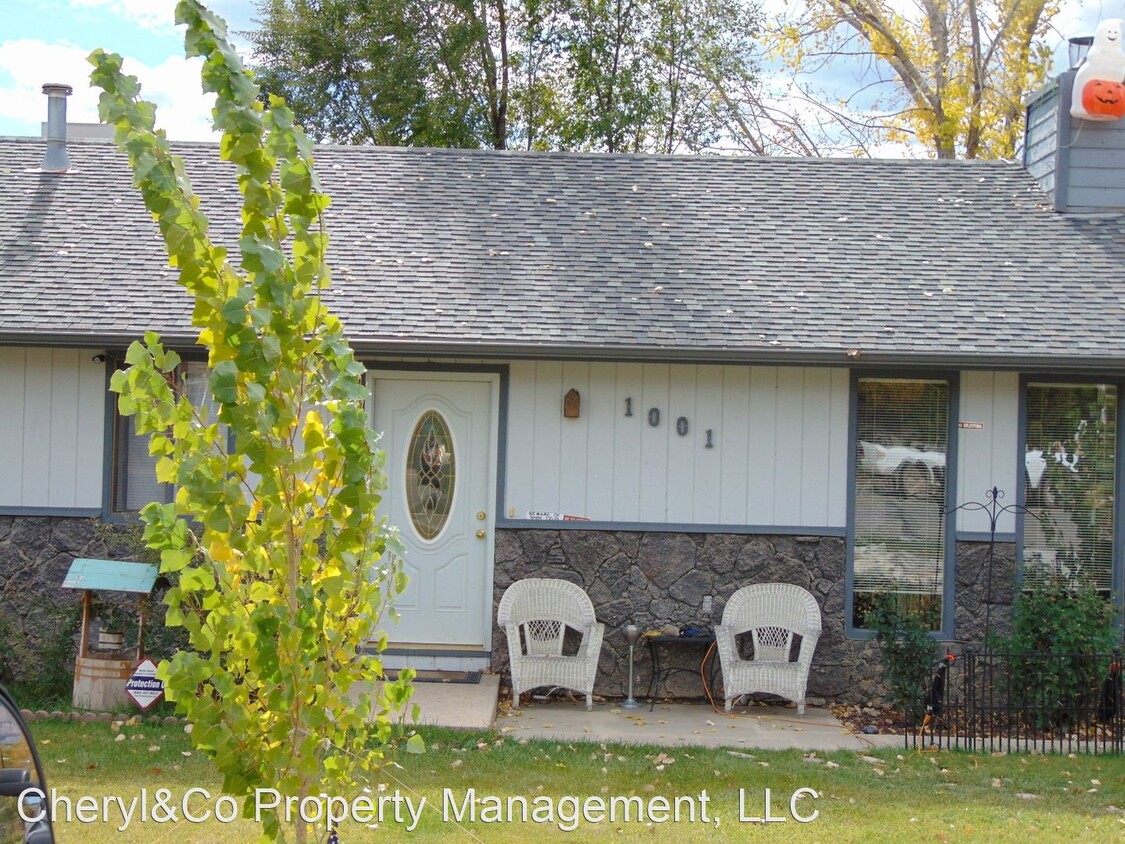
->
[1,516,1017,703]
[493,528,1017,705]
[0,516,149,686]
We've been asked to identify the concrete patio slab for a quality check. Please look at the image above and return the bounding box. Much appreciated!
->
[400,673,501,731]
[380,676,905,751]
[495,698,903,751]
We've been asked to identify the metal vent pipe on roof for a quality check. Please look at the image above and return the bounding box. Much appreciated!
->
[41,82,73,173]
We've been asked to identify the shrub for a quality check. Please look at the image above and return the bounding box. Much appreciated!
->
[866,593,937,722]
[8,603,82,707]
[992,576,1119,728]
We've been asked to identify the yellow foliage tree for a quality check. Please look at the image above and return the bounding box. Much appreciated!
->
[774,0,1061,158]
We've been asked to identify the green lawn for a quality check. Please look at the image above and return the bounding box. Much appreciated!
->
[24,720,1125,842]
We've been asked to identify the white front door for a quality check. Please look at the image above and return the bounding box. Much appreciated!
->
[371,372,497,648]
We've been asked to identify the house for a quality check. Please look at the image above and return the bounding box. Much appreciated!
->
[1,69,1123,704]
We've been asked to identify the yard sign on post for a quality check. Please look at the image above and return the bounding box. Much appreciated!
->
[125,658,165,711]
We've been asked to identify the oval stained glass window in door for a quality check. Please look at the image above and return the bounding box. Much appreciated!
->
[406,410,456,540]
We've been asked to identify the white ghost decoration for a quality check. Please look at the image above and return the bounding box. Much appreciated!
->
[1071,18,1125,121]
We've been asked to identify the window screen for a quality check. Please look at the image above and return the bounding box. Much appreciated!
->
[1022,383,1116,593]
[852,378,950,630]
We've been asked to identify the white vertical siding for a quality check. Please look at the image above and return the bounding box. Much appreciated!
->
[746,367,778,522]
[692,366,724,523]
[957,371,1019,534]
[505,361,850,528]
[611,363,644,521]
[0,347,105,509]
[584,362,616,520]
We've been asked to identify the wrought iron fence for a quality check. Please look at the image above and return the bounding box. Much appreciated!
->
[905,648,1123,754]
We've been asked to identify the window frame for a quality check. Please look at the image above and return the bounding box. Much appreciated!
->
[845,370,960,639]
[101,350,216,520]
[1015,373,1125,613]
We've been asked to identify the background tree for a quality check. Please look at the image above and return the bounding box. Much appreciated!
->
[252,0,509,147]
[90,2,413,841]
[249,0,761,153]
[772,0,1059,158]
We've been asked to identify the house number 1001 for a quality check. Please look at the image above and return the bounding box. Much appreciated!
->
[624,399,700,441]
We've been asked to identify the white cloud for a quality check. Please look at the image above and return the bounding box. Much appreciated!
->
[68,0,179,35]
[0,38,217,140]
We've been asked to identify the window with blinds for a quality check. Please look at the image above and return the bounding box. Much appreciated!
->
[1022,382,1116,594]
[852,378,950,631]
[110,360,226,513]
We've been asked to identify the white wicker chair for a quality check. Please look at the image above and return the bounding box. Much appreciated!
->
[715,583,822,715]
[497,578,605,711]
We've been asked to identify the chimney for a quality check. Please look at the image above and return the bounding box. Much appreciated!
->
[1023,24,1125,214]
[41,83,73,173]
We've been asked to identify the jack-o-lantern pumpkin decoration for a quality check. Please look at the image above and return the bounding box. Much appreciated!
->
[1082,79,1125,120]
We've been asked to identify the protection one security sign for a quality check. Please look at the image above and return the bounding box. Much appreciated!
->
[126,658,165,711]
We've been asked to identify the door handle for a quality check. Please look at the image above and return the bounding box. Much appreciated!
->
[476,529,486,539]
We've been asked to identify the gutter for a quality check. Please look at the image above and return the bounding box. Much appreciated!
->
[4,330,1125,374]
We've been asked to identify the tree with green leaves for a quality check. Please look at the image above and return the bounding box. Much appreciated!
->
[248,0,760,153]
[771,0,1059,158]
[89,2,414,841]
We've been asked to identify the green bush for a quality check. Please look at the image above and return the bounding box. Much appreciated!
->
[9,603,82,707]
[992,577,1120,728]
[866,593,937,722]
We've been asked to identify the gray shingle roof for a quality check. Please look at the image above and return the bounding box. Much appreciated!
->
[2,136,1124,367]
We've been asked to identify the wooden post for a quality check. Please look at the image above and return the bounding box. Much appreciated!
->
[137,595,146,660]
[79,591,91,658]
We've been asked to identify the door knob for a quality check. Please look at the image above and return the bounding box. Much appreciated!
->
[477,511,487,520]
[476,529,486,539]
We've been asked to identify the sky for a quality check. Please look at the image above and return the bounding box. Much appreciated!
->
[2,0,1125,145]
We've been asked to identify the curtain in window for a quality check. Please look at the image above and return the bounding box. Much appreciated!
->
[853,378,949,629]
[1023,383,1116,592]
